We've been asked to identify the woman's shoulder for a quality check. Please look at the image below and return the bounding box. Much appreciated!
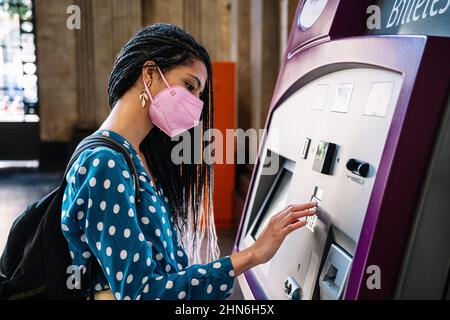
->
[65,146,130,183]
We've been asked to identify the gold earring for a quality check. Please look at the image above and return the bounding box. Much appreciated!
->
[139,81,151,108]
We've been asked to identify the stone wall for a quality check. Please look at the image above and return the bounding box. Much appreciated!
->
[35,0,78,142]
[35,0,142,142]
[35,0,299,142]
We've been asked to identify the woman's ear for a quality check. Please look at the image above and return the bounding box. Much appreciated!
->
[142,60,157,83]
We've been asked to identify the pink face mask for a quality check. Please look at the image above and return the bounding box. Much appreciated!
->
[143,67,204,137]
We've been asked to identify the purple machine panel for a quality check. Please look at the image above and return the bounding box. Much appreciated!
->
[234,0,450,300]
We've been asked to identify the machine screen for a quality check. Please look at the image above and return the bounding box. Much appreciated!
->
[251,169,293,240]
[316,141,328,161]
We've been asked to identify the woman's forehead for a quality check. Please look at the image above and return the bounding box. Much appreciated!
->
[173,60,207,87]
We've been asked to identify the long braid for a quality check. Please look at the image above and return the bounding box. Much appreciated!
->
[108,24,218,263]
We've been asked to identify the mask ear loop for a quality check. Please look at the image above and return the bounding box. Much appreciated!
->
[142,65,176,105]
[155,66,176,96]
[143,65,155,104]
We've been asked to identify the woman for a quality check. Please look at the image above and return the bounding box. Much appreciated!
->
[61,23,316,300]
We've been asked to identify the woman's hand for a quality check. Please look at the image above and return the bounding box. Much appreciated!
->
[230,202,317,276]
[252,202,317,264]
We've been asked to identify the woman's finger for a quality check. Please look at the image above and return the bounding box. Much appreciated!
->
[283,219,308,235]
[271,204,293,221]
[277,202,317,221]
[280,207,317,227]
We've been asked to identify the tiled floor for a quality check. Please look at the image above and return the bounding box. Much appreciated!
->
[0,169,62,254]
[0,168,244,300]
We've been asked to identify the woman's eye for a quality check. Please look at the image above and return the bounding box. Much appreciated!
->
[185,82,195,92]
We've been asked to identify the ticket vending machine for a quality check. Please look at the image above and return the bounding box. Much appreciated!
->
[234,0,450,300]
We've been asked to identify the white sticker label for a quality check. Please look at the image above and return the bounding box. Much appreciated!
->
[364,82,394,118]
[332,83,354,113]
[310,84,329,111]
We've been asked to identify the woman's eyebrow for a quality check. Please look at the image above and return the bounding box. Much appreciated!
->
[187,73,202,89]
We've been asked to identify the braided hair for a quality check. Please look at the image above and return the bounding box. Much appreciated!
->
[108,24,219,263]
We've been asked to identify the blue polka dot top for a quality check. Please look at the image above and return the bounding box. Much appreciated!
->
[61,129,235,300]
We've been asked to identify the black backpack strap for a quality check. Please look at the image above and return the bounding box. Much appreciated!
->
[62,135,140,199]
[61,134,142,300]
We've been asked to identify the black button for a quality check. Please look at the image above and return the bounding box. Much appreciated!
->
[346,159,370,178]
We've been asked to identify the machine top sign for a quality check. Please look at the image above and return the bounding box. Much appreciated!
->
[368,0,450,37]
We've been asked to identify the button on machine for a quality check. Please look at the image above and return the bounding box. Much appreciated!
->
[346,158,370,178]
[306,186,323,232]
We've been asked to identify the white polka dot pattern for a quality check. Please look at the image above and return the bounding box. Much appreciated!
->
[61,130,235,300]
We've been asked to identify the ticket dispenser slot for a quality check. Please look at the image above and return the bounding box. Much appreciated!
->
[319,244,352,300]
[283,276,301,300]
